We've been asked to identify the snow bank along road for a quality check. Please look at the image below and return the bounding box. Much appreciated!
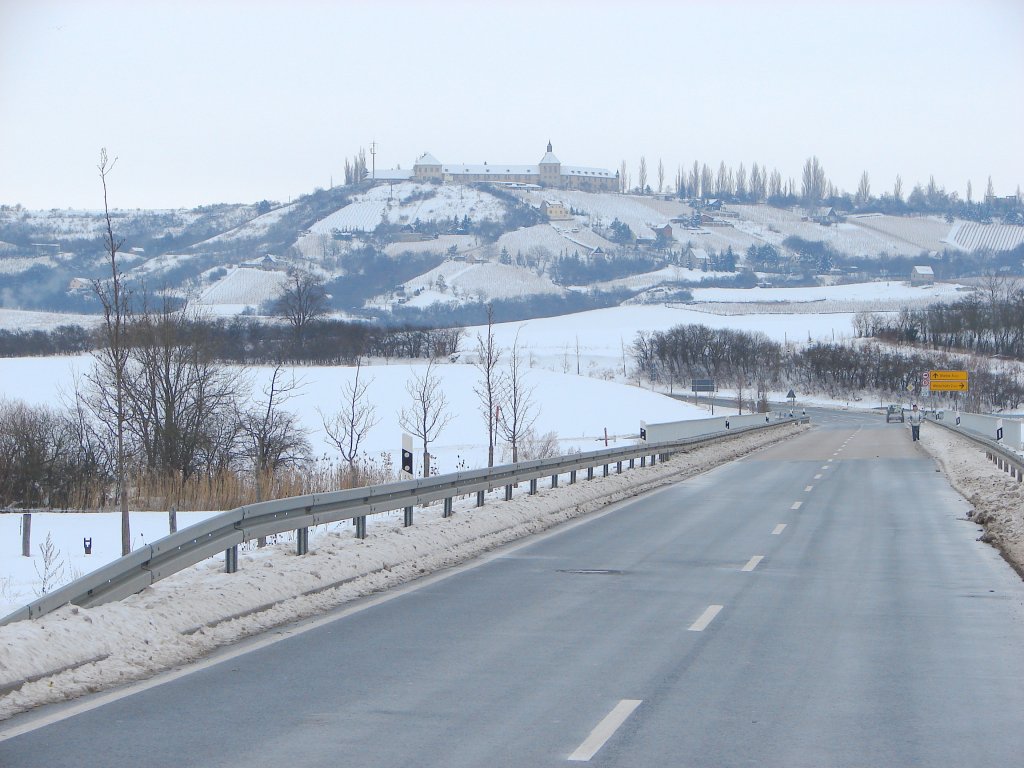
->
[4,413,1024,766]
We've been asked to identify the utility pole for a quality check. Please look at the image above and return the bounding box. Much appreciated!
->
[370,140,377,180]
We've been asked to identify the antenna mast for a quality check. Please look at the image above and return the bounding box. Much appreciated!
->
[369,140,377,180]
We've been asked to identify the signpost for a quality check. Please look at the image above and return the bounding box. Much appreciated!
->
[692,379,716,414]
[929,370,968,393]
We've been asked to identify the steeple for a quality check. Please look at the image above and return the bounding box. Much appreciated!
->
[547,140,553,153]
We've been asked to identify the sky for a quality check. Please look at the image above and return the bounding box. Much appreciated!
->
[1,0,1022,210]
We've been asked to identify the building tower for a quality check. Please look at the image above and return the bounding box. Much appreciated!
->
[539,141,561,188]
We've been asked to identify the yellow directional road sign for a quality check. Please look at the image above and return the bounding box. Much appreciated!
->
[930,370,968,381]
[930,380,969,392]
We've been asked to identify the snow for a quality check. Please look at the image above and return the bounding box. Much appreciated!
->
[197,266,290,310]
[391,260,563,307]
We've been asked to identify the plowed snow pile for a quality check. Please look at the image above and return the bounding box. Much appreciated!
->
[921,427,1024,574]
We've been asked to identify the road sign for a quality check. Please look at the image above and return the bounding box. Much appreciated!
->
[930,370,968,381]
[929,380,969,392]
[691,379,715,392]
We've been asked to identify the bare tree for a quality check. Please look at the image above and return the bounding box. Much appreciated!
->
[399,359,453,477]
[275,269,328,352]
[894,174,904,203]
[321,358,379,478]
[619,159,629,193]
[638,156,648,194]
[657,158,665,194]
[472,305,503,468]
[801,156,827,209]
[91,148,132,555]
[497,331,539,463]
[856,171,871,206]
[239,365,310,503]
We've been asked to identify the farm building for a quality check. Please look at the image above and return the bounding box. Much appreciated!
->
[910,265,935,285]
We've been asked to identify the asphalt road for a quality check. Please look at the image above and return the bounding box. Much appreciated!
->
[4,413,1024,766]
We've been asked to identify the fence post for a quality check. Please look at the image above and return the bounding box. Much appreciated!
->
[21,513,31,557]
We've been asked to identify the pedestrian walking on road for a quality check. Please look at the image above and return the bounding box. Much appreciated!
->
[909,403,923,441]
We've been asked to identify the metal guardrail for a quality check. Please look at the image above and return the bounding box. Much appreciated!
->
[925,413,1024,481]
[1,417,807,625]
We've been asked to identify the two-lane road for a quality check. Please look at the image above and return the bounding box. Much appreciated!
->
[4,414,1023,766]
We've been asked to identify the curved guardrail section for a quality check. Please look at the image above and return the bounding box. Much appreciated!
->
[925,413,1024,480]
[1,417,807,625]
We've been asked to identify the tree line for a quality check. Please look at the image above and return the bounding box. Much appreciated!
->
[633,323,1024,412]
[857,280,1024,360]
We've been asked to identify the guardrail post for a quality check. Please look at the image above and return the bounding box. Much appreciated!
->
[651,453,657,466]
[225,545,238,574]
[355,516,367,539]
[296,527,309,555]
[476,490,485,507]
[529,478,537,495]
[603,464,609,477]
[616,461,622,474]
[570,470,577,484]
[505,484,513,501]
[629,458,635,469]
[404,506,413,527]
[551,474,558,488]
[640,456,646,467]
[587,467,594,480]
[443,498,453,517]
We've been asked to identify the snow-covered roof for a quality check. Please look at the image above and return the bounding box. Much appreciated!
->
[373,169,414,181]
[415,152,441,166]
[912,265,934,275]
[542,200,565,207]
[540,151,560,164]
[563,165,615,178]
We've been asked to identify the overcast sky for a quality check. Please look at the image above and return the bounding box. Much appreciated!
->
[1,0,1021,210]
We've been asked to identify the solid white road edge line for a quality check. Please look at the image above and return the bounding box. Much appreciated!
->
[568,699,643,762]
[688,604,724,632]
[741,556,764,572]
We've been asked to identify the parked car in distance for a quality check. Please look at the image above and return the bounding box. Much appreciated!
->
[886,404,905,423]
